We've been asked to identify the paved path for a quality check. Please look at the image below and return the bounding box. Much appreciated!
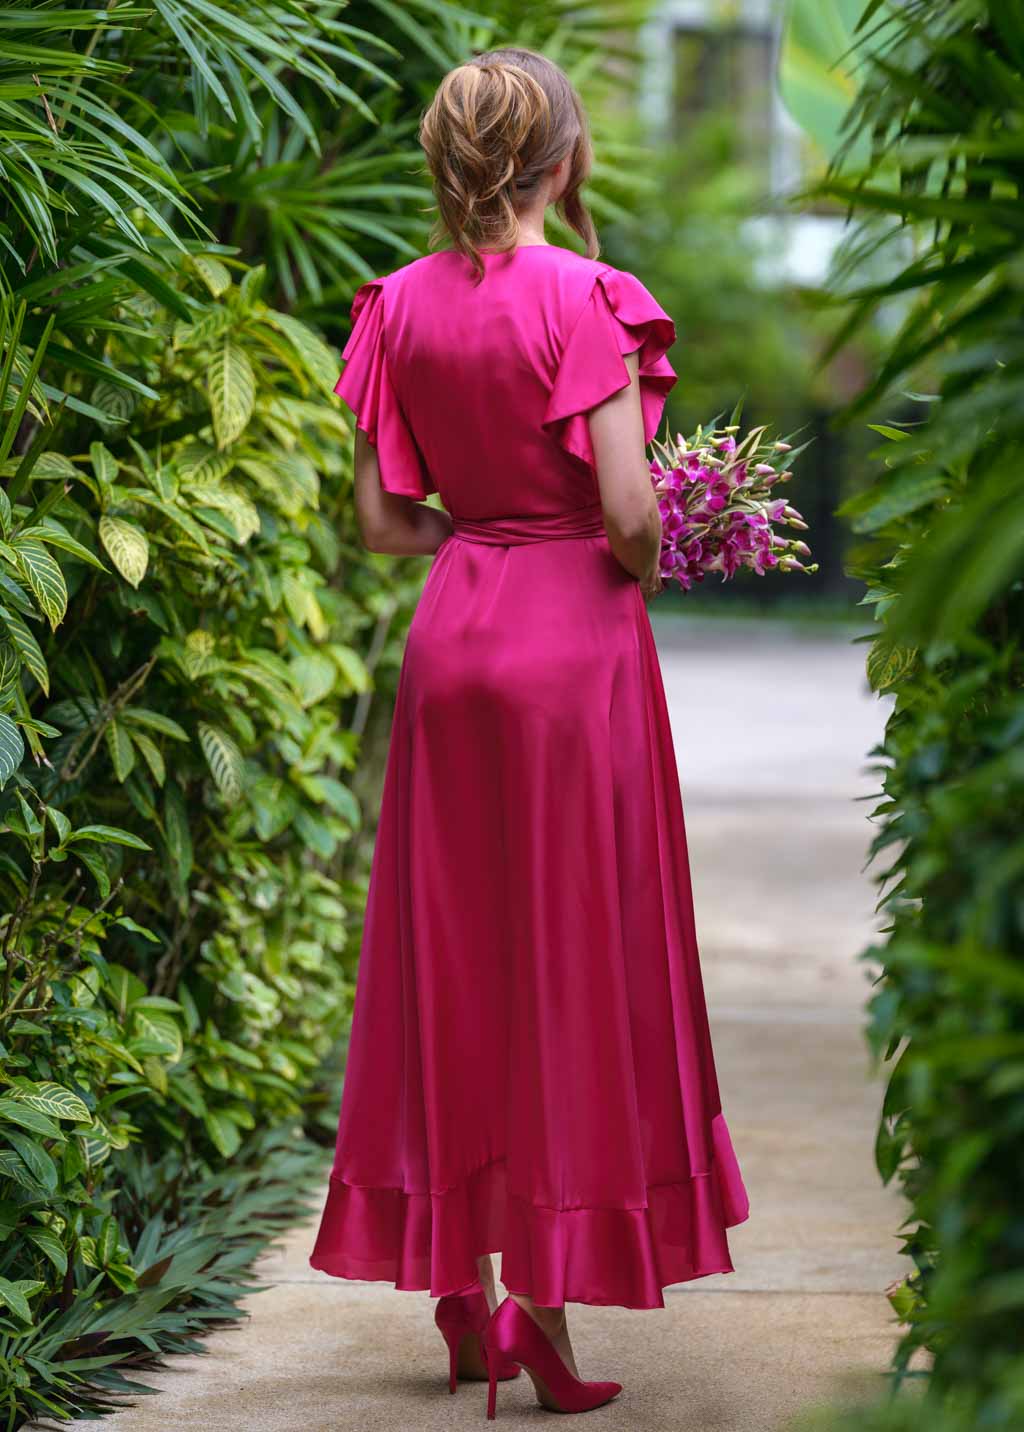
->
[65,616,907,1431]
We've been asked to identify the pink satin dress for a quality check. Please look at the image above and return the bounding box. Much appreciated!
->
[309,244,750,1309]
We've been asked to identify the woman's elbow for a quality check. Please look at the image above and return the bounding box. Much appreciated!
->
[357,517,391,553]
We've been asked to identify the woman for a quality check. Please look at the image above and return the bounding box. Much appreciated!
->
[309,46,750,1419]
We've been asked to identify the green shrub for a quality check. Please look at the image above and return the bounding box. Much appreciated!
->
[782,0,1024,1426]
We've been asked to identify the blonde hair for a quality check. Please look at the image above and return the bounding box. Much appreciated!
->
[418,47,599,282]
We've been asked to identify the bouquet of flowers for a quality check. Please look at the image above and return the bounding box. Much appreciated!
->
[649,413,817,593]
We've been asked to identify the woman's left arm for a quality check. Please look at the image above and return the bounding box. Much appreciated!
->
[353,428,453,555]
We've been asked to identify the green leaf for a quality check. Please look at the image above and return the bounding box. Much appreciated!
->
[132,1009,183,1060]
[132,730,166,786]
[203,1109,241,1158]
[19,520,108,572]
[75,845,111,899]
[105,720,135,782]
[0,713,24,789]
[198,722,244,803]
[0,642,17,706]
[866,640,918,693]
[178,443,235,485]
[97,1215,120,1266]
[263,310,339,393]
[67,824,152,851]
[0,1130,57,1194]
[331,644,371,693]
[89,441,119,497]
[27,1227,68,1277]
[208,339,255,448]
[10,1081,91,1122]
[778,0,895,169]
[99,516,149,588]
[0,604,48,694]
[163,781,193,887]
[0,1276,41,1323]
[191,253,232,297]
[12,538,68,628]
[0,1099,63,1141]
[182,629,218,679]
[121,707,189,741]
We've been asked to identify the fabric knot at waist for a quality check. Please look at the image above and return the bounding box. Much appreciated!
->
[451,501,606,547]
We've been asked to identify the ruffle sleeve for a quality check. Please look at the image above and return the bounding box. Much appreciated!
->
[334,278,435,500]
[541,266,678,473]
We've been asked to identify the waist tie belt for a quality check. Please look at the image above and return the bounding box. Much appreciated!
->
[451,501,606,547]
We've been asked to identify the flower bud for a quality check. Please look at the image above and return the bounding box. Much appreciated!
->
[774,441,792,453]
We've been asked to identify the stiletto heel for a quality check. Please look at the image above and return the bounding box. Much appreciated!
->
[487,1355,498,1419]
[435,1285,521,1394]
[482,1295,622,1418]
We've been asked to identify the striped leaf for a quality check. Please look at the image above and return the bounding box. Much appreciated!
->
[10,1081,90,1122]
[99,515,149,588]
[13,537,68,628]
[0,713,24,789]
[198,721,244,804]
[0,1098,63,1141]
[208,340,255,449]
[33,453,78,481]
[0,605,49,694]
[183,630,218,679]
[132,1009,183,1060]
[193,483,261,543]
[177,442,235,485]
[0,642,18,706]
[264,310,338,394]
[191,253,232,297]
[90,376,138,433]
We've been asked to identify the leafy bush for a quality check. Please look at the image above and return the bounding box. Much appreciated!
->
[0,2,669,1423]
[782,0,1024,1426]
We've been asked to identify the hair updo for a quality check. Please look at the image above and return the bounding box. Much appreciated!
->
[418,47,599,282]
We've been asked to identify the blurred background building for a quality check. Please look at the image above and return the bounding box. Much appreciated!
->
[605,0,876,617]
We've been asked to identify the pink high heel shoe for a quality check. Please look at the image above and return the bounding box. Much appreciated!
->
[435,1285,521,1394]
[482,1295,622,1418]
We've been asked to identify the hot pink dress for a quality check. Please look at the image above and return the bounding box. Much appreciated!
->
[309,244,749,1309]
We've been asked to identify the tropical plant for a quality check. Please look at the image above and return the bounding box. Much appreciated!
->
[781,1,1024,1427]
[0,1,669,1423]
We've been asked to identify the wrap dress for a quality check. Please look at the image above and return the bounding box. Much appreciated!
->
[309,243,750,1309]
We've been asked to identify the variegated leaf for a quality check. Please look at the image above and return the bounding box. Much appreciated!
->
[182,630,218,679]
[0,606,47,694]
[13,538,68,628]
[99,516,149,588]
[208,340,255,449]
[0,713,24,788]
[191,253,232,297]
[198,721,244,804]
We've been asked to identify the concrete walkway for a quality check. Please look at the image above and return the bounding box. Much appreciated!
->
[68,615,907,1431]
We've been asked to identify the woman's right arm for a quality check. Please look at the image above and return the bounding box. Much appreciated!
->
[588,350,663,599]
[352,428,453,556]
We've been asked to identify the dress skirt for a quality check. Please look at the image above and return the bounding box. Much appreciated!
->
[309,502,750,1309]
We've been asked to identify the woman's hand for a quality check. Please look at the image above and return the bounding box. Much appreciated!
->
[639,560,663,602]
